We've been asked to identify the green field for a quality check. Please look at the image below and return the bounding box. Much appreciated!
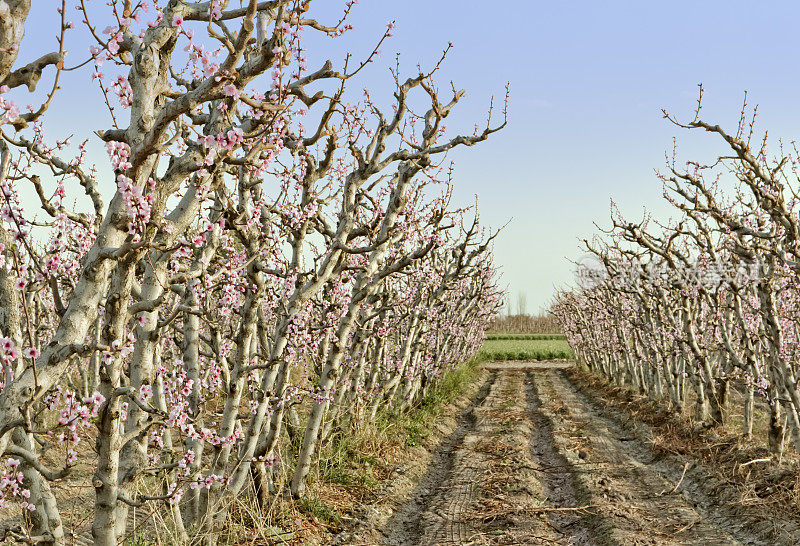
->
[486,333,567,341]
[479,338,574,361]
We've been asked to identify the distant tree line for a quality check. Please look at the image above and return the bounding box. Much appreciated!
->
[488,313,562,334]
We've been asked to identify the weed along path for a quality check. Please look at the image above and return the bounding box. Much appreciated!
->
[369,361,788,545]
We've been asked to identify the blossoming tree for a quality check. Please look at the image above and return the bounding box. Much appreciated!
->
[0,1,504,543]
[554,89,800,459]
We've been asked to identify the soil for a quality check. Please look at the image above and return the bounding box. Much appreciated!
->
[334,361,800,545]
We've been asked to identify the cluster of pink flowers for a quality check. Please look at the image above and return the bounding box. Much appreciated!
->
[116,175,155,234]
[0,85,19,124]
[197,128,246,167]
[105,140,132,171]
[0,459,33,512]
[111,75,133,108]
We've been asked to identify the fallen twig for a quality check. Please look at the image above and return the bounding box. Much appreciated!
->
[527,503,602,513]
[673,517,701,534]
[739,457,772,468]
[658,461,689,496]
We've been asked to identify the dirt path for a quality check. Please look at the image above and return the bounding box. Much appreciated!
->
[382,366,563,545]
[377,362,787,545]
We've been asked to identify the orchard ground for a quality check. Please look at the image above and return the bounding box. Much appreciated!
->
[324,359,800,546]
[50,359,800,544]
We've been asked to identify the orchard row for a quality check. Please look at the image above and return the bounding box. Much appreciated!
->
[553,91,800,457]
[0,1,503,544]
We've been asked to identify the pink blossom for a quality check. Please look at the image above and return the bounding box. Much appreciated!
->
[222,83,240,100]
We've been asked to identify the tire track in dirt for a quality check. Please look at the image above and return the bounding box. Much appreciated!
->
[382,370,497,545]
[534,368,760,545]
[384,364,583,545]
[526,372,599,545]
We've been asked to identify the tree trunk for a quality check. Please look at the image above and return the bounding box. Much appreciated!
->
[768,397,785,455]
[743,384,754,440]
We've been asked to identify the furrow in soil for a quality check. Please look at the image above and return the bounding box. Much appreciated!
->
[381,370,497,545]
[533,368,754,545]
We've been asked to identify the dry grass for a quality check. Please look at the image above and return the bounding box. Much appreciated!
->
[282,358,484,543]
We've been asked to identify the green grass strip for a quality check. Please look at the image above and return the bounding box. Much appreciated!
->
[486,333,566,340]
[479,338,574,360]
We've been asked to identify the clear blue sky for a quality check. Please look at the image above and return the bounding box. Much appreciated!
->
[17,1,800,312]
